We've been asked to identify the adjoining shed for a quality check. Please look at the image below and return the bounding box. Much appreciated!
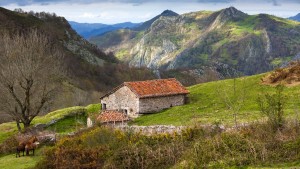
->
[100,78,189,118]
[96,110,129,126]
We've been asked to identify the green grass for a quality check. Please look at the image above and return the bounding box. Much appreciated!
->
[185,22,198,30]
[0,104,101,168]
[251,161,300,169]
[212,38,229,51]
[86,103,101,114]
[0,148,44,169]
[0,122,18,144]
[32,103,100,125]
[0,104,101,144]
[45,114,87,134]
[132,74,300,126]
[115,49,129,60]
[271,56,293,66]
[32,106,86,124]
[34,104,101,134]
[269,15,300,27]
[227,15,261,36]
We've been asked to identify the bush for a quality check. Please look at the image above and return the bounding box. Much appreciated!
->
[0,135,18,155]
[257,85,286,131]
[36,123,300,169]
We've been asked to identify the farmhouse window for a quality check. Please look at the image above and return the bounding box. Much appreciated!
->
[102,103,106,110]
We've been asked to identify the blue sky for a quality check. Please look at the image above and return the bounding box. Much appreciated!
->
[1,0,300,24]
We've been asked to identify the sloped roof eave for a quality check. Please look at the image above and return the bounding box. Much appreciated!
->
[124,78,189,98]
[138,92,189,99]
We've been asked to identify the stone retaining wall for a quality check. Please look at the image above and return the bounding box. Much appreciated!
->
[115,125,186,135]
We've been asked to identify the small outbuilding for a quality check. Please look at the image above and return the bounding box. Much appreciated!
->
[100,78,189,118]
[96,110,129,126]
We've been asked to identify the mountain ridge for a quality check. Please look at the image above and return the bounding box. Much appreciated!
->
[69,21,141,38]
[0,7,155,104]
[90,7,300,79]
[133,9,179,31]
[289,13,300,21]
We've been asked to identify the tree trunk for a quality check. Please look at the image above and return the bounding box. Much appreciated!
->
[16,120,22,132]
[23,121,31,129]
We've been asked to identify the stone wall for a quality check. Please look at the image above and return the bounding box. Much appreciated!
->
[101,86,139,117]
[139,95,186,113]
[116,125,186,135]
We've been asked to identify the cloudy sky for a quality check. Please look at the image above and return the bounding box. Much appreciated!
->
[1,0,300,24]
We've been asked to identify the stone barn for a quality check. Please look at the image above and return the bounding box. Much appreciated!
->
[100,78,189,118]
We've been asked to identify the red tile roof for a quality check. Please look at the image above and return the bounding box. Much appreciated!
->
[97,110,129,123]
[100,78,189,99]
[125,78,189,98]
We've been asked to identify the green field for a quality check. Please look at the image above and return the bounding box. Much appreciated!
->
[1,74,300,168]
[0,149,44,169]
[0,104,101,144]
[0,104,101,169]
[132,74,300,126]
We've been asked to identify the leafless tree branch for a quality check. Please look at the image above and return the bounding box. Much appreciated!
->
[0,29,65,131]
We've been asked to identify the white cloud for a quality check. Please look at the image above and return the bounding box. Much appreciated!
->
[79,12,98,18]
[2,0,300,24]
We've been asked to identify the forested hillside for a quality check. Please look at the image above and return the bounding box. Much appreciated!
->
[0,7,155,122]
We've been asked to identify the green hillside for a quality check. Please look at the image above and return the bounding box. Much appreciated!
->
[0,104,100,144]
[1,74,300,168]
[0,149,43,169]
[132,73,300,126]
[0,104,101,169]
[0,7,155,92]
[0,7,156,123]
[90,7,300,85]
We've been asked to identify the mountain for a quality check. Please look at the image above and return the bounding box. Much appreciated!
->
[0,7,155,106]
[289,13,300,22]
[133,9,179,31]
[69,21,140,39]
[90,7,300,80]
[0,8,112,66]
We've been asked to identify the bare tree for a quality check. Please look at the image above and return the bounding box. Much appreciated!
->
[217,76,247,129]
[0,30,64,131]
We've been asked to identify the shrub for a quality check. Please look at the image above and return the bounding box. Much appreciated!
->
[0,135,18,155]
[36,123,300,169]
[257,85,286,131]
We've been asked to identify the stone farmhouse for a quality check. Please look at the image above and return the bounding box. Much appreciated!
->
[100,78,189,118]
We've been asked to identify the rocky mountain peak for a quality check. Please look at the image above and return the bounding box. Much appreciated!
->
[133,10,179,31]
[160,10,179,17]
[219,6,247,19]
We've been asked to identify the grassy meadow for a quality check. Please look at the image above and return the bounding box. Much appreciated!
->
[1,73,300,168]
[0,104,101,144]
[0,104,101,169]
[132,73,300,126]
[0,148,44,169]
